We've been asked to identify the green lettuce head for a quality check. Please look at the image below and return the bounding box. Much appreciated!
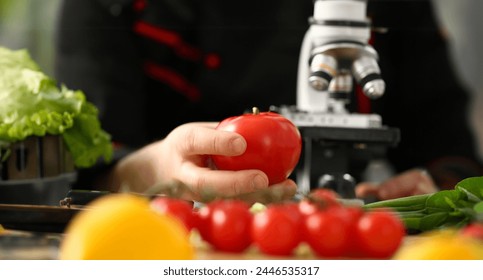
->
[0,46,112,168]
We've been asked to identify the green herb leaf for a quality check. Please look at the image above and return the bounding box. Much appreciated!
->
[419,212,449,231]
[425,190,462,213]
[455,176,483,201]
[364,176,483,232]
[474,201,483,214]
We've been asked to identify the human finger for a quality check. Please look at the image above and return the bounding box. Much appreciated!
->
[173,124,246,156]
[178,163,269,198]
[378,169,437,200]
[222,179,297,205]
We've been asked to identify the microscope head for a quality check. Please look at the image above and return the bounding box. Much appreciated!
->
[298,0,385,113]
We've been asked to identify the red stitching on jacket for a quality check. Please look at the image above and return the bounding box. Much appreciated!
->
[132,0,146,12]
[133,21,202,61]
[144,61,201,102]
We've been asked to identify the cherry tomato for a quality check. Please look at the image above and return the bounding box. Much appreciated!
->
[355,209,405,259]
[251,203,303,256]
[298,199,319,216]
[193,200,223,243]
[208,200,253,253]
[308,188,341,208]
[150,196,195,231]
[334,206,365,258]
[303,207,352,258]
[211,107,302,185]
[338,206,364,224]
[460,223,483,241]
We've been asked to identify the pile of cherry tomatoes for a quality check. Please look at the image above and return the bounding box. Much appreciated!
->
[150,189,406,259]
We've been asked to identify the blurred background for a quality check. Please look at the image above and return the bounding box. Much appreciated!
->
[0,0,59,76]
[1,0,483,162]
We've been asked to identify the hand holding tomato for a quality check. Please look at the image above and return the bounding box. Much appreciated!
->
[110,107,300,200]
[113,121,297,199]
[211,107,302,185]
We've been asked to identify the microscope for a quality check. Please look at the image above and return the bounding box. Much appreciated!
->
[276,0,400,198]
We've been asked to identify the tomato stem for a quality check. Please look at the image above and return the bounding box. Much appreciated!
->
[252,107,260,115]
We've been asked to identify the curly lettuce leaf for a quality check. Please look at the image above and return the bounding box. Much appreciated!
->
[0,46,112,168]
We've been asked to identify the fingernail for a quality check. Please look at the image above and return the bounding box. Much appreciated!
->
[231,137,246,154]
[252,175,267,190]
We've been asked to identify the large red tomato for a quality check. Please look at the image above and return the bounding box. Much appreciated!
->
[211,107,302,185]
